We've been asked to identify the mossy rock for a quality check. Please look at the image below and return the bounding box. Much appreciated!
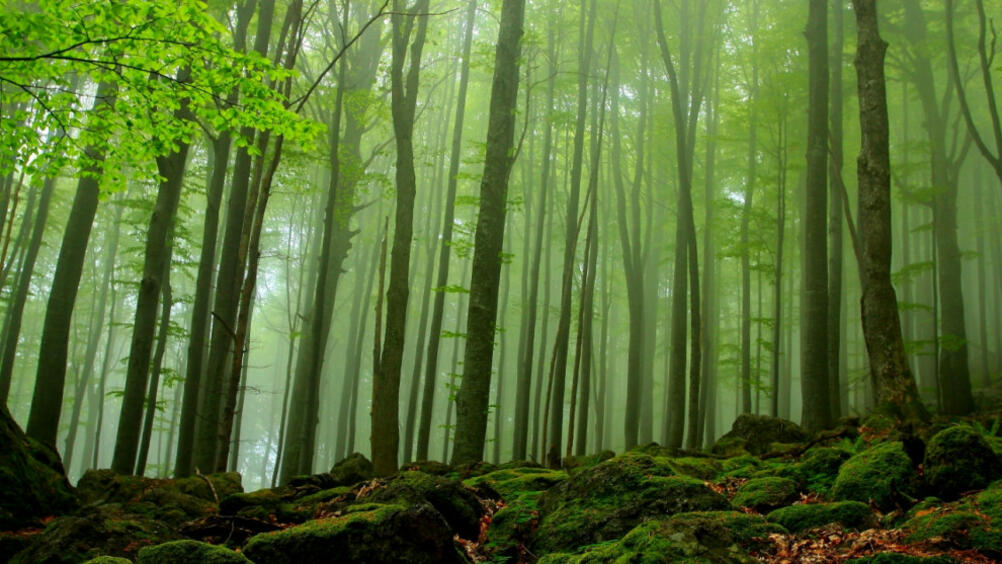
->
[219,489,309,523]
[400,460,453,476]
[720,455,769,479]
[329,452,375,485]
[537,511,784,563]
[562,450,615,475]
[463,466,567,500]
[136,540,250,563]
[732,477,799,512]
[847,554,957,564]
[82,557,133,564]
[242,503,466,564]
[0,532,33,562]
[172,472,243,502]
[485,490,542,561]
[358,471,486,540]
[975,482,1002,521]
[712,436,752,457]
[712,414,809,456]
[904,508,1002,554]
[766,501,876,533]
[792,447,852,494]
[924,426,1002,500]
[0,406,77,529]
[832,442,919,511]
[533,452,730,554]
[669,456,723,480]
[10,505,179,563]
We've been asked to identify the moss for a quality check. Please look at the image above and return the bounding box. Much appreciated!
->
[0,425,77,529]
[732,477,799,512]
[975,484,1002,522]
[766,501,875,533]
[136,540,250,563]
[485,491,542,560]
[712,414,810,456]
[669,456,723,480]
[712,436,752,457]
[463,467,567,500]
[792,447,852,495]
[242,503,466,564]
[904,509,1002,554]
[720,455,768,479]
[294,486,353,507]
[924,425,1002,500]
[533,453,730,554]
[219,489,308,523]
[562,451,615,475]
[537,511,783,563]
[82,557,133,564]
[832,442,919,511]
[172,472,243,502]
[359,470,485,540]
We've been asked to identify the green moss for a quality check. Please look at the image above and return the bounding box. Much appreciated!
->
[136,540,250,563]
[295,486,353,507]
[924,426,1002,500]
[0,422,77,529]
[485,491,542,559]
[720,455,768,479]
[832,442,919,511]
[766,501,875,533]
[172,472,243,502]
[904,509,1002,553]
[976,484,1002,522]
[220,489,308,523]
[669,457,723,480]
[712,436,752,457]
[242,503,466,564]
[534,453,730,554]
[731,477,799,512]
[463,467,567,500]
[537,511,783,563]
[82,557,133,564]
[712,414,810,455]
[360,470,484,540]
[792,447,852,495]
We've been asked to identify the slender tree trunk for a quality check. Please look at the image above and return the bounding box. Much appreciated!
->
[136,266,175,475]
[801,0,833,432]
[827,0,845,421]
[851,0,928,423]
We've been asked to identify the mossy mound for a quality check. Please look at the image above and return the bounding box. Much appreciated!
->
[0,406,77,529]
[9,505,180,563]
[847,554,957,564]
[76,469,239,526]
[711,414,809,456]
[720,455,769,479]
[463,466,567,500]
[904,508,1002,555]
[766,501,876,533]
[81,557,133,564]
[731,477,799,512]
[484,490,542,561]
[669,456,724,480]
[533,452,730,554]
[537,511,785,563]
[329,452,375,485]
[242,503,466,564]
[136,540,251,563]
[219,488,310,523]
[400,460,453,476]
[791,446,852,494]
[562,450,615,475]
[975,482,1002,521]
[924,426,1002,500]
[357,471,486,540]
[832,442,919,511]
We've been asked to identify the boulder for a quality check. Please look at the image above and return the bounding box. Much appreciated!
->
[242,503,466,564]
[924,426,1002,500]
[711,414,809,456]
[533,452,730,554]
[904,508,1002,555]
[463,466,566,500]
[359,471,486,540]
[0,405,77,529]
[766,501,875,533]
[731,477,799,512]
[791,447,851,494]
[136,540,251,563]
[832,442,919,511]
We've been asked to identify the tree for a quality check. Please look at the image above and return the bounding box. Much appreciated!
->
[451,0,525,465]
[801,0,833,432]
[850,0,928,423]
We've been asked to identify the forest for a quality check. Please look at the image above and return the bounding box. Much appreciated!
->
[2,0,1002,562]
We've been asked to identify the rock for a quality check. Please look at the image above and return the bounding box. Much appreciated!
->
[731,477,799,512]
[242,503,466,564]
[82,557,133,564]
[791,447,851,494]
[75,469,232,526]
[719,455,769,479]
[668,456,723,480]
[136,540,251,563]
[924,426,1002,500]
[329,452,375,486]
[537,511,785,563]
[0,405,77,529]
[400,460,453,476]
[359,471,486,540]
[766,501,876,533]
[832,442,919,511]
[533,452,730,554]
[485,491,542,561]
[561,450,615,475]
[219,488,309,523]
[711,414,809,456]
[904,508,1002,555]
[463,466,566,500]
[9,505,180,563]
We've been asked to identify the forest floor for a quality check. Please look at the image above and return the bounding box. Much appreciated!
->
[3,412,1002,563]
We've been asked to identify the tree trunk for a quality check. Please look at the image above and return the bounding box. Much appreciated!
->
[851,0,928,423]
[827,0,845,421]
